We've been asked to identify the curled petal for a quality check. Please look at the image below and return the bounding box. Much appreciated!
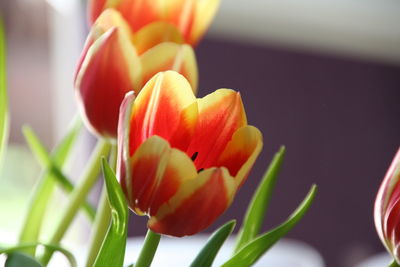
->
[140,43,198,92]
[148,167,236,236]
[132,22,184,55]
[375,148,400,261]
[75,27,141,137]
[117,92,135,205]
[217,126,263,188]
[189,0,221,45]
[384,196,400,261]
[187,89,247,171]
[375,149,400,243]
[129,71,197,155]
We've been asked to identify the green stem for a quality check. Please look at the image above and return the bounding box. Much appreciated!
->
[389,260,400,267]
[40,139,111,265]
[85,144,117,267]
[135,230,161,267]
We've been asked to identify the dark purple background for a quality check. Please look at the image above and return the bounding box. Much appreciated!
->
[128,38,400,267]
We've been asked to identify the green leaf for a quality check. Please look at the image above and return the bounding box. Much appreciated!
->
[22,123,94,217]
[222,185,317,267]
[1,243,77,267]
[50,117,82,165]
[19,119,82,255]
[22,120,81,168]
[48,164,96,219]
[234,146,285,252]
[5,252,43,267]
[22,124,95,220]
[93,158,128,267]
[0,18,9,164]
[190,220,236,267]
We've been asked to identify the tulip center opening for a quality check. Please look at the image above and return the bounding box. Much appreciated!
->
[191,152,204,173]
[191,152,198,161]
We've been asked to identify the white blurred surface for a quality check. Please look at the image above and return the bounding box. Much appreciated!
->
[46,0,84,142]
[124,236,325,267]
[356,252,392,267]
[210,0,400,64]
[46,236,325,267]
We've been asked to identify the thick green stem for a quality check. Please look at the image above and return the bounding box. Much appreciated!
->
[85,144,117,267]
[389,260,400,267]
[40,139,111,265]
[135,230,161,267]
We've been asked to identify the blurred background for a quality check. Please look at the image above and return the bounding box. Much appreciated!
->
[0,0,399,266]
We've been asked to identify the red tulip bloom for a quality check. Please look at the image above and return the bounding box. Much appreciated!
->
[375,148,400,263]
[88,0,221,45]
[75,9,198,138]
[117,71,263,237]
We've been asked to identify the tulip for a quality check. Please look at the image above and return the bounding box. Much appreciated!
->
[88,0,220,45]
[117,71,263,237]
[75,9,198,138]
[375,148,400,264]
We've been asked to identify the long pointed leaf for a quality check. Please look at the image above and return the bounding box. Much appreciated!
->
[22,125,95,220]
[93,158,128,267]
[0,18,9,164]
[222,185,317,267]
[234,146,285,252]
[5,252,43,267]
[19,119,82,255]
[190,220,236,267]
[1,242,77,267]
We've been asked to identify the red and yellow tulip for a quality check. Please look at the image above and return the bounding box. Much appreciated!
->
[117,71,263,237]
[375,148,400,263]
[88,0,220,46]
[75,9,198,138]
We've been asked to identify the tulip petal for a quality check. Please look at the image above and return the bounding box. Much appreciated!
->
[187,89,247,171]
[164,0,195,41]
[129,71,197,155]
[111,0,163,32]
[88,0,107,25]
[149,141,199,216]
[217,126,263,188]
[76,8,134,79]
[149,167,236,237]
[90,8,133,41]
[140,43,198,92]
[189,0,221,45]
[132,22,184,55]
[122,136,198,216]
[130,136,169,216]
[75,27,141,137]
